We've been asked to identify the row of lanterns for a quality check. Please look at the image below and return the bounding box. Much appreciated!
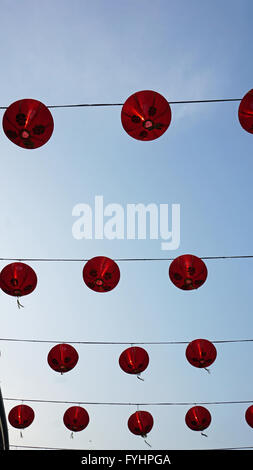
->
[4,92,251,448]
[1,89,253,150]
[46,341,217,376]
[0,254,208,306]
[7,403,253,441]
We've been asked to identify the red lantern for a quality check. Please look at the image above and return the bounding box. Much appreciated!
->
[186,339,217,369]
[169,254,208,290]
[121,90,171,141]
[63,406,89,433]
[0,262,37,306]
[119,347,149,377]
[238,89,253,134]
[185,406,211,432]
[82,256,120,292]
[128,411,154,437]
[245,405,253,428]
[47,343,79,374]
[8,404,35,430]
[3,98,54,149]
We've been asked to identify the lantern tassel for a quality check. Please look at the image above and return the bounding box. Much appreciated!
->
[70,432,74,439]
[20,430,23,438]
[201,432,208,437]
[137,374,144,381]
[141,434,152,447]
[144,439,152,447]
[204,367,210,374]
[17,298,24,309]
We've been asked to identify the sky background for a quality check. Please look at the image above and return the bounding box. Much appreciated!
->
[0,0,253,450]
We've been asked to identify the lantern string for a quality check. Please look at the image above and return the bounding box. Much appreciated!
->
[201,432,208,437]
[0,97,242,111]
[46,97,242,108]
[0,336,253,346]
[4,397,253,407]
[7,443,253,450]
[0,254,253,262]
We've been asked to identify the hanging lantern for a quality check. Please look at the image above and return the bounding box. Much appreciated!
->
[8,405,35,431]
[121,90,171,141]
[47,343,79,374]
[245,405,253,428]
[186,339,217,369]
[0,262,37,307]
[169,254,208,290]
[185,406,211,434]
[119,346,149,378]
[128,410,154,438]
[2,98,54,149]
[238,89,253,134]
[63,406,89,433]
[82,256,120,292]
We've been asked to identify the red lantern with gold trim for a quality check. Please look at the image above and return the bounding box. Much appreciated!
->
[238,89,253,134]
[3,98,54,149]
[185,406,211,433]
[186,339,217,369]
[119,347,149,378]
[63,406,89,433]
[48,343,79,374]
[82,256,120,292]
[169,254,208,290]
[121,90,171,141]
[0,262,37,307]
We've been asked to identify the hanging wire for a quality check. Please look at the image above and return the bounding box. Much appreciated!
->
[47,97,242,108]
[4,397,253,407]
[0,254,253,263]
[0,97,242,111]
[8,444,253,450]
[0,337,253,346]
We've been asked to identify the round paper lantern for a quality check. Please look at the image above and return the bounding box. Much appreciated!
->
[119,347,149,376]
[128,411,154,437]
[82,256,120,292]
[121,90,171,141]
[169,254,208,290]
[238,89,253,134]
[3,98,54,149]
[63,406,89,432]
[186,339,217,369]
[8,405,35,430]
[245,405,253,428]
[185,406,211,432]
[47,343,79,374]
[0,262,37,306]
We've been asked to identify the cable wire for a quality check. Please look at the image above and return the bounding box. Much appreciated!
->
[0,337,253,346]
[0,97,242,111]
[4,397,253,407]
[0,254,253,263]
[47,98,242,108]
[8,444,253,450]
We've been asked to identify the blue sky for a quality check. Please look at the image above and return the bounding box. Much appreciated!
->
[0,0,253,450]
